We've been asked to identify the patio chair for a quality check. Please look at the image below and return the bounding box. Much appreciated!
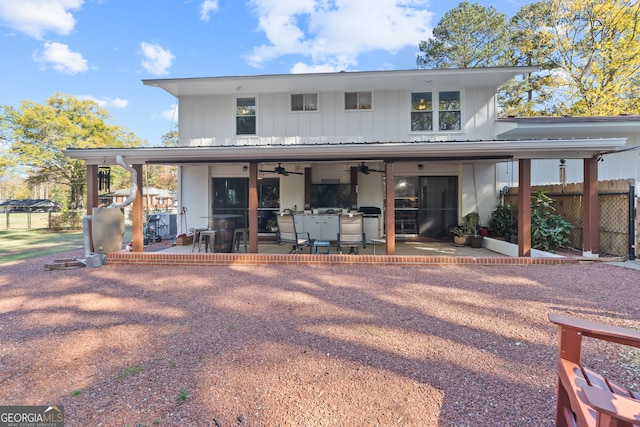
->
[276,213,313,254]
[337,212,366,254]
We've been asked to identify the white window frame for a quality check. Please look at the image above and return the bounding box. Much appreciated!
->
[409,91,462,133]
[290,93,319,112]
[235,96,258,136]
[345,91,373,110]
[438,91,461,131]
[410,92,433,132]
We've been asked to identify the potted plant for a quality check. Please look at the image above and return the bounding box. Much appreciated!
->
[450,226,468,247]
[266,217,278,233]
[464,212,484,248]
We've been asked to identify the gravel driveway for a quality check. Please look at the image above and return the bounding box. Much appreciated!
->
[1,250,638,426]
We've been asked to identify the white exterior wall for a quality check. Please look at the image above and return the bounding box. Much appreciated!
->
[178,87,496,146]
[460,163,496,227]
[464,87,497,141]
[180,165,210,232]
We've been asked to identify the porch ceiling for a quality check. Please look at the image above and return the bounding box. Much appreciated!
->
[64,138,627,166]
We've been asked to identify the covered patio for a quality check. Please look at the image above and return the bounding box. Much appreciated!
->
[66,137,623,265]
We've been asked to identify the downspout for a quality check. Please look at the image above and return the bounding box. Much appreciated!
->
[110,155,138,208]
[82,155,137,262]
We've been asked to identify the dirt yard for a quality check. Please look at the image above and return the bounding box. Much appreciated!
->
[0,249,638,426]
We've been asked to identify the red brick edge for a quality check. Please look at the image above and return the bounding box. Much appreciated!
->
[107,251,578,267]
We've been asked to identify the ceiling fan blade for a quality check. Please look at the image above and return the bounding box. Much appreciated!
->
[260,164,304,175]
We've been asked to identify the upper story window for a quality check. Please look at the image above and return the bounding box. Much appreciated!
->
[236,97,256,135]
[439,91,461,131]
[411,92,433,131]
[291,93,318,111]
[345,91,372,110]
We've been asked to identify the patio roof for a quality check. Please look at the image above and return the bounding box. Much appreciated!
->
[64,138,626,166]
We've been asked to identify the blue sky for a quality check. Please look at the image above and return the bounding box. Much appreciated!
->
[0,0,523,146]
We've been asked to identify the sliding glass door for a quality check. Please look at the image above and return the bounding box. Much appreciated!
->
[394,176,458,238]
[419,176,458,238]
[212,177,280,232]
[212,178,248,228]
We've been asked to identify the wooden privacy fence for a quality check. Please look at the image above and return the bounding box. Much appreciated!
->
[504,179,637,258]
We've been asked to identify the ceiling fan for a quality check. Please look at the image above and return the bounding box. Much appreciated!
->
[357,162,385,174]
[259,163,303,176]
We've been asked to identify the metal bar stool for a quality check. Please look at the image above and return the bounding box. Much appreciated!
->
[191,228,208,252]
[233,228,249,253]
[198,230,218,253]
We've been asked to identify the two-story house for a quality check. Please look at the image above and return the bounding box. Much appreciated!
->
[65,67,628,257]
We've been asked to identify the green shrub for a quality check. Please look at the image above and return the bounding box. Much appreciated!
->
[489,204,517,239]
[488,192,574,252]
[530,190,574,252]
[49,210,83,231]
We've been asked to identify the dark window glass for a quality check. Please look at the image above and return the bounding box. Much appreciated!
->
[411,92,433,131]
[236,97,256,135]
[438,91,461,131]
[345,92,372,110]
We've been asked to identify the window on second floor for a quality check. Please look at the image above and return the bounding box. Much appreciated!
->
[236,97,256,135]
[411,92,433,131]
[439,91,461,131]
[291,93,318,111]
[345,91,372,110]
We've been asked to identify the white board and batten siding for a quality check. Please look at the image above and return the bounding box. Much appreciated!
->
[178,87,496,147]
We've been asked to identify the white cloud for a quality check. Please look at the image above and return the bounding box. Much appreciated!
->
[33,41,88,74]
[199,0,218,22]
[290,62,341,74]
[0,0,83,40]
[160,104,178,121]
[247,0,434,71]
[77,95,129,109]
[150,104,178,122]
[139,42,175,76]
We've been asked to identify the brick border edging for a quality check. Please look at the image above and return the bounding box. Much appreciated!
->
[107,252,578,266]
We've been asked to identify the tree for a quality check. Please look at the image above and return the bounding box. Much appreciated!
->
[544,0,640,115]
[160,126,179,147]
[499,2,560,116]
[417,0,640,117]
[1,93,143,208]
[141,126,179,194]
[417,1,510,68]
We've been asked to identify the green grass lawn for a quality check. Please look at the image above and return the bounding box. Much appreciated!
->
[0,229,85,264]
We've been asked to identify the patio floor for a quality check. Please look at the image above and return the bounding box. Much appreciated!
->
[159,238,503,257]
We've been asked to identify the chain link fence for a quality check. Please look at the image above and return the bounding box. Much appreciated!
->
[504,181,637,258]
